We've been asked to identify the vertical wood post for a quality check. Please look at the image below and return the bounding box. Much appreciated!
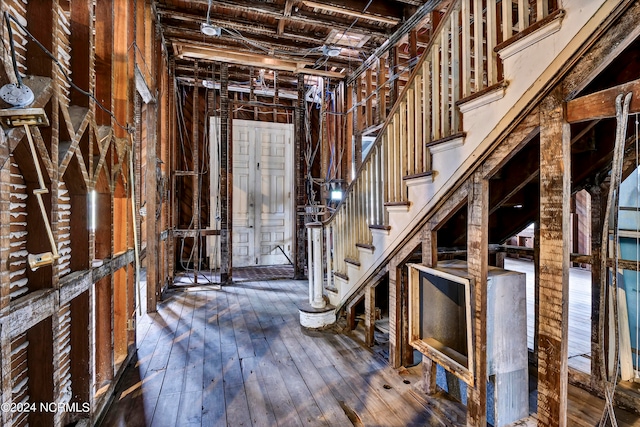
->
[389,263,401,368]
[467,170,489,427]
[354,77,363,172]
[589,184,605,389]
[389,46,399,108]
[294,74,307,279]
[364,283,375,347]
[537,87,570,427]
[192,65,200,283]
[219,63,232,284]
[146,98,158,312]
[534,220,540,358]
[421,224,438,394]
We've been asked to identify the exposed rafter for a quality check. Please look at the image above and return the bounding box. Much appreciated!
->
[156,3,391,41]
[173,43,346,78]
[300,1,401,25]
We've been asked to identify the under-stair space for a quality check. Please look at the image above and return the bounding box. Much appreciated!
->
[305,0,640,426]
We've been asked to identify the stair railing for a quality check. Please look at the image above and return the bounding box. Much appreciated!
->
[322,0,558,300]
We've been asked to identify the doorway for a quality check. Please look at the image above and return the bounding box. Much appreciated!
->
[209,118,294,268]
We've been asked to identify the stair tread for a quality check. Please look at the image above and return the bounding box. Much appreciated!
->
[344,258,361,267]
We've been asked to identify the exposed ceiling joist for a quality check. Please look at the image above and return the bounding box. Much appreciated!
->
[566,77,640,123]
[278,0,294,35]
[164,31,362,73]
[300,1,401,25]
[347,0,441,84]
[164,25,320,52]
[174,44,346,78]
[156,3,389,40]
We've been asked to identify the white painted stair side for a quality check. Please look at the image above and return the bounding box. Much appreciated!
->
[332,0,614,309]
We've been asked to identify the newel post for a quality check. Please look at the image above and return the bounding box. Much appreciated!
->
[299,221,336,328]
[307,222,325,309]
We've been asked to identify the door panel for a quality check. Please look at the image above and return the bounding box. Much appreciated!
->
[229,120,293,267]
[256,124,292,265]
[232,125,255,266]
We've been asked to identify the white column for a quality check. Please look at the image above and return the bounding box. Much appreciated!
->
[307,222,314,304]
[307,222,326,309]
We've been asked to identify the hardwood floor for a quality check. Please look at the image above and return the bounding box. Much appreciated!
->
[100,270,640,426]
[99,278,465,427]
[504,258,592,372]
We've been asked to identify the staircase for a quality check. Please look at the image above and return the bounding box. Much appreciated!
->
[314,0,621,312]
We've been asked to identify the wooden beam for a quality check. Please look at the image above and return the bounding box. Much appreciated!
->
[294,74,307,279]
[566,77,640,123]
[588,185,605,388]
[219,64,232,284]
[278,0,293,35]
[173,44,346,78]
[466,170,489,426]
[156,4,389,41]
[192,67,200,283]
[537,87,570,427]
[300,1,400,25]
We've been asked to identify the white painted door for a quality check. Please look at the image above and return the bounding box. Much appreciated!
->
[232,120,293,267]
[232,124,256,266]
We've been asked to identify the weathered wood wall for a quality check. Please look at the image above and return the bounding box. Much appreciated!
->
[0,1,163,425]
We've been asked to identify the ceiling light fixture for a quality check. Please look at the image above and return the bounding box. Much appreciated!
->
[201,0,221,36]
[201,22,221,36]
[322,45,342,57]
[1,12,34,107]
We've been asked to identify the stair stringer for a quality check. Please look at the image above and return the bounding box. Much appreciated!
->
[331,0,622,311]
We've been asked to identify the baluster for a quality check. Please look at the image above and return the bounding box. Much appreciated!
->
[432,43,441,139]
[461,0,471,98]
[441,26,450,136]
[385,126,392,203]
[407,87,415,175]
[450,8,461,133]
[422,59,431,147]
[325,225,332,290]
[348,199,353,260]
[473,0,483,91]
[414,79,423,174]
[351,189,357,258]
[502,0,513,41]
[375,146,382,224]
[364,163,370,240]
[337,212,344,273]
[486,0,498,85]
[518,0,529,31]
[394,112,402,198]
[400,100,407,181]
[360,172,366,244]
[537,0,548,22]
[389,117,397,202]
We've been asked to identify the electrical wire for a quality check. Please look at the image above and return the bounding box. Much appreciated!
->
[636,112,640,380]
[4,12,22,87]
[4,12,131,133]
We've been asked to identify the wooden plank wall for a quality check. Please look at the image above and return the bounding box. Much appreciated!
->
[0,1,163,425]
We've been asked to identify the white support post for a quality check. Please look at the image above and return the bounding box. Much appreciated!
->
[300,221,335,328]
[307,221,315,303]
[309,222,326,309]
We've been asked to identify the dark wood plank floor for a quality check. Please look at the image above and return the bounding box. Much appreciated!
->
[99,278,465,427]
